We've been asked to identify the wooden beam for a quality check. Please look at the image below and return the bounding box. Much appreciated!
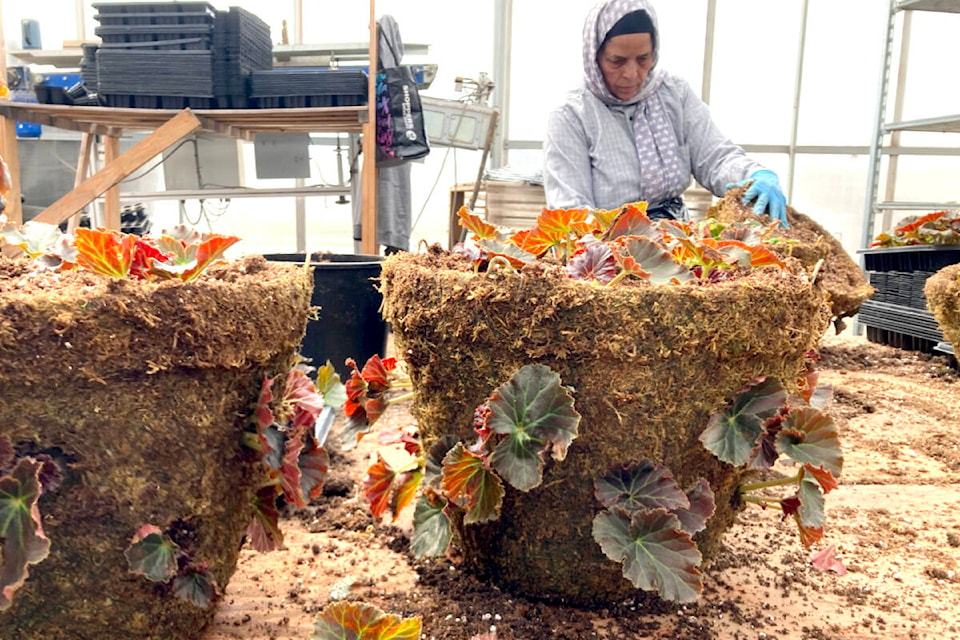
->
[66,132,94,233]
[33,109,201,227]
[0,5,23,224]
[102,136,121,230]
[0,118,22,224]
[360,0,379,255]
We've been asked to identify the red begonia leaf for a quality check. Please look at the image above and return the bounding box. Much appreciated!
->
[801,463,839,495]
[592,507,703,603]
[424,435,459,488]
[312,601,422,640]
[280,426,307,508]
[486,364,581,491]
[73,228,136,278]
[284,368,326,430]
[896,211,946,234]
[253,377,275,430]
[457,206,497,240]
[299,437,330,502]
[129,238,169,280]
[810,545,847,575]
[0,458,51,612]
[602,202,660,242]
[364,455,396,520]
[492,234,540,264]
[440,443,504,524]
[247,485,283,552]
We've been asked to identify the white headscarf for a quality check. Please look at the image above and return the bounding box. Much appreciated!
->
[582,0,686,205]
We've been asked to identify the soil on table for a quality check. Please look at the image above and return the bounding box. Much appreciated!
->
[199,332,960,640]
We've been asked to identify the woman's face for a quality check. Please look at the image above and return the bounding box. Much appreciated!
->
[598,32,654,100]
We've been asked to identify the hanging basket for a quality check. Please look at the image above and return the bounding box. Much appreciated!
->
[381,249,830,605]
[0,255,312,640]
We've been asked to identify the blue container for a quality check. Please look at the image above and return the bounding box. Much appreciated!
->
[21,20,42,50]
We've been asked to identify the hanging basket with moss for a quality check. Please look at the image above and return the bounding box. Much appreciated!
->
[924,263,960,349]
[0,225,318,640]
[358,204,842,606]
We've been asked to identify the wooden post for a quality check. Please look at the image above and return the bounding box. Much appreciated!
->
[0,6,24,223]
[360,0,378,255]
[34,109,201,227]
[103,136,122,229]
[67,133,95,232]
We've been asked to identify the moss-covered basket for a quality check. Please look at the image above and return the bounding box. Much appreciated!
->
[925,263,960,349]
[0,255,312,640]
[382,248,830,605]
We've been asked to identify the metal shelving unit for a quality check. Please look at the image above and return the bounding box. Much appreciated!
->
[860,0,960,250]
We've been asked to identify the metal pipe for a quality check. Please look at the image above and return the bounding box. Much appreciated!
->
[491,0,512,169]
[785,0,810,203]
[701,0,717,104]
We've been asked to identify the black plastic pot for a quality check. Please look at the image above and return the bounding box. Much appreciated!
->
[263,253,387,380]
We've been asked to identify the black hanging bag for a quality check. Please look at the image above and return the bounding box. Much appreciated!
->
[374,37,430,167]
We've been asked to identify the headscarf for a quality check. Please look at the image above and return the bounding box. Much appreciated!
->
[582,0,686,204]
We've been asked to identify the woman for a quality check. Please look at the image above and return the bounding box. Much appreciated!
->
[543,0,788,225]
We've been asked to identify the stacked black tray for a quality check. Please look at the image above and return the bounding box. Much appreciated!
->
[859,245,960,353]
[91,2,271,109]
[249,69,368,108]
[213,7,273,108]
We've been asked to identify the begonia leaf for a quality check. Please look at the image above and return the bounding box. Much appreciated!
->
[299,437,330,502]
[566,236,617,283]
[485,364,581,491]
[592,507,702,603]
[32,454,63,495]
[1,221,63,258]
[794,514,824,549]
[896,211,946,234]
[364,455,398,520]
[316,361,347,410]
[457,206,497,240]
[489,235,539,265]
[312,601,422,640]
[613,236,693,284]
[797,476,825,530]
[590,205,624,232]
[700,378,788,465]
[129,239,169,280]
[280,426,307,508]
[411,490,452,558]
[74,228,136,278]
[810,545,847,575]
[775,407,843,477]
[124,525,180,583]
[602,202,659,241]
[392,470,423,521]
[0,458,51,611]
[717,240,786,269]
[261,426,285,471]
[424,435,459,488]
[150,232,239,282]
[440,443,504,524]
[536,207,593,243]
[253,377,275,430]
[594,461,689,514]
[285,368,326,430]
[172,565,220,608]
[675,479,716,536]
[801,463,839,495]
[247,486,283,552]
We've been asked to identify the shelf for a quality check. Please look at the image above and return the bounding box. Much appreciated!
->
[0,101,367,140]
[896,0,960,12]
[875,201,960,210]
[884,114,960,132]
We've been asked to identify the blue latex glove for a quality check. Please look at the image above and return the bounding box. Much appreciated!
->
[726,170,789,228]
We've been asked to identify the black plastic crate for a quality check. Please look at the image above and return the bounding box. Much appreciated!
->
[866,326,942,354]
[861,245,960,273]
[858,299,945,344]
[93,2,216,16]
[252,95,366,109]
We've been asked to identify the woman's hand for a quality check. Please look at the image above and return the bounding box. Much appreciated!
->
[727,170,789,228]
